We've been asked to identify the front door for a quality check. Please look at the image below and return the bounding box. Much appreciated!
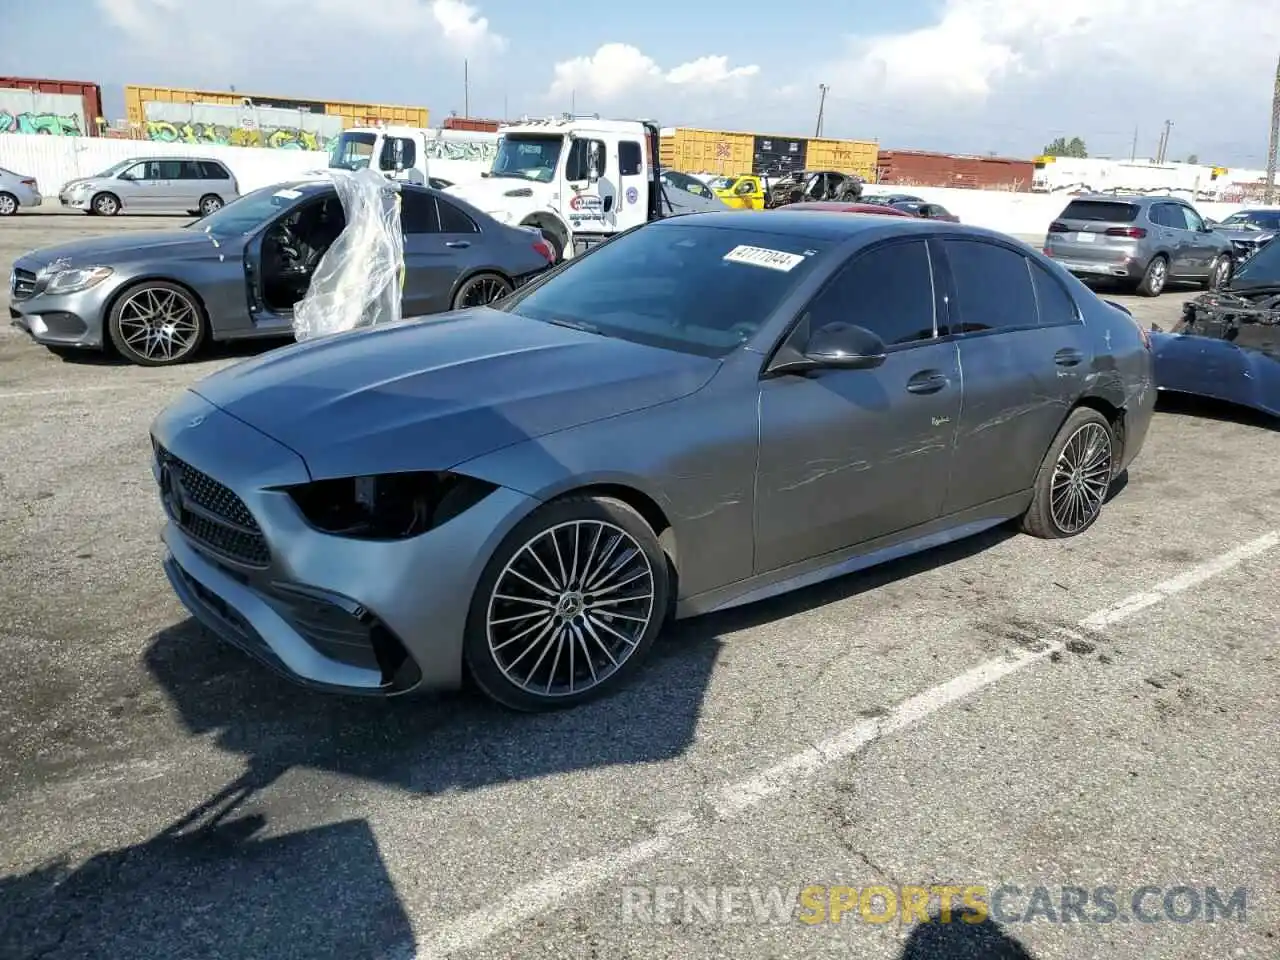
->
[115,161,157,211]
[936,238,1095,513]
[1150,202,1194,275]
[561,135,608,236]
[755,237,961,572]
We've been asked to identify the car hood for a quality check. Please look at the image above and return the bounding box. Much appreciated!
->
[1215,226,1276,241]
[16,230,227,269]
[189,307,720,481]
[445,176,546,213]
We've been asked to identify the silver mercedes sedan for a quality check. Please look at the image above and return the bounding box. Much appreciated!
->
[150,210,1156,711]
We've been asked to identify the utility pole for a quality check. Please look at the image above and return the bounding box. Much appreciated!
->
[815,84,829,138]
[503,94,508,122]
[1156,119,1173,164]
[463,59,469,118]
[1130,124,1138,161]
[1265,52,1280,204]
[570,89,576,115]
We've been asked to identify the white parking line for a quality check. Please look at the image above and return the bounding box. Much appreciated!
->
[409,529,1280,959]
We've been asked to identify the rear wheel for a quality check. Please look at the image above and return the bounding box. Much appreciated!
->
[91,192,120,217]
[107,281,207,366]
[463,496,670,711]
[1021,407,1115,539]
[0,192,18,216]
[451,272,513,310]
[198,194,223,216]
[1135,254,1167,297]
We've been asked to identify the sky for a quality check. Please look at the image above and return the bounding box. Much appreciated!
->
[7,0,1280,167]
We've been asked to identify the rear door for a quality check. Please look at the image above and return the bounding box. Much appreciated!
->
[398,189,492,316]
[1169,202,1215,277]
[936,238,1093,513]
[175,160,205,210]
[1046,198,1143,275]
[614,139,648,231]
[1148,202,1194,274]
[149,159,184,210]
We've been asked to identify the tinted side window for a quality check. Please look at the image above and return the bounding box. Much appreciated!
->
[565,140,606,180]
[1029,260,1079,326]
[1178,205,1205,231]
[806,240,936,346]
[399,189,439,233]
[156,160,184,180]
[177,161,200,179]
[199,161,230,180]
[437,198,479,233]
[619,141,642,176]
[943,239,1037,334]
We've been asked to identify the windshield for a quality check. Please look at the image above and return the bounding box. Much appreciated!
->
[329,132,376,171]
[190,184,311,237]
[93,160,132,178]
[1230,236,1280,288]
[499,222,829,358]
[490,135,563,182]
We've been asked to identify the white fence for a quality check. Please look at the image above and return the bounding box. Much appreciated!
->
[0,134,488,196]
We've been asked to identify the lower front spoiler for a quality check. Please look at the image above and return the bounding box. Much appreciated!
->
[1150,330,1280,418]
[9,305,103,349]
[162,525,394,696]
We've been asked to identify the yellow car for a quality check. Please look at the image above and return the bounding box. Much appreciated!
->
[711,175,765,209]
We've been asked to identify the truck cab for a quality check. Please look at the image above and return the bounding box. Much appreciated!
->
[327,125,495,188]
[444,115,663,261]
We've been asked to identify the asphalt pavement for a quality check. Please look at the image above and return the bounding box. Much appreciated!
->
[1,209,1276,960]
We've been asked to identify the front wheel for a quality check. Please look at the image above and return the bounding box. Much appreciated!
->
[106,281,207,366]
[198,194,223,216]
[464,496,671,711]
[1020,407,1115,539]
[1204,254,1231,290]
[91,192,120,216]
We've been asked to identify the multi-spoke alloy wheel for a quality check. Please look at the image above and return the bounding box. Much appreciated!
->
[107,281,206,366]
[465,497,670,710]
[1049,422,1112,534]
[453,273,512,310]
[1021,407,1115,540]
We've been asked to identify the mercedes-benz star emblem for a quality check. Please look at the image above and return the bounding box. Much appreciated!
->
[159,463,186,518]
[187,415,205,428]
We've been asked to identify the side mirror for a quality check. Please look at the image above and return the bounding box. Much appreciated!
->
[769,320,887,375]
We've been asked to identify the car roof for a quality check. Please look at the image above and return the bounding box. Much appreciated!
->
[787,202,913,215]
[657,209,998,242]
[1066,193,1182,206]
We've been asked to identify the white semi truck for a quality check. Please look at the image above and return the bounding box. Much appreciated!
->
[444,115,708,262]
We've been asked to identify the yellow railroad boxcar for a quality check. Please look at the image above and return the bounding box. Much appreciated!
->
[660,128,755,175]
[124,84,428,129]
[805,137,879,180]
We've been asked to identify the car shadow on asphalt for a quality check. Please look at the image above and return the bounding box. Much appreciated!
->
[898,911,1038,959]
[1155,392,1280,432]
[0,525,1022,959]
[47,335,289,367]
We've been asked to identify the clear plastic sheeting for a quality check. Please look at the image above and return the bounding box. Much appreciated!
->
[292,169,406,342]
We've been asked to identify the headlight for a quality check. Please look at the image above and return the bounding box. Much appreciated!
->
[44,265,113,294]
[282,471,497,540]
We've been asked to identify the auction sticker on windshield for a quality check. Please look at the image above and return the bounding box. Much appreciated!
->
[723,245,807,271]
[274,188,303,199]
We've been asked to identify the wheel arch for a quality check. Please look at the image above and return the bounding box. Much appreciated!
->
[519,213,569,255]
[448,267,514,309]
[1069,394,1126,469]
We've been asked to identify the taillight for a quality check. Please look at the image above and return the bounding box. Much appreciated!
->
[1105,226,1147,239]
[20,178,36,187]
[532,238,555,264]
[1048,220,1068,233]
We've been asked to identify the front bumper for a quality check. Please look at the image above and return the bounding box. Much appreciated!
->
[152,390,539,695]
[8,265,113,348]
[59,192,91,210]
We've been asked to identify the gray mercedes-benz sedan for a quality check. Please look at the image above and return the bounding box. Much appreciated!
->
[10,179,554,366]
[150,211,1157,711]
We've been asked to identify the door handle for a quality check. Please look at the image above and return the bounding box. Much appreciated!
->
[1054,348,1084,367]
[445,240,471,249]
[905,370,948,394]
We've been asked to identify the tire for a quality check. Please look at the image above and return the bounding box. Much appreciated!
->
[463,495,671,711]
[1020,407,1116,540]
[1135,254,1167,297]
[91,192,120,217]
[106,280,208,366]
[199,194,223,216]
[451,272,513,310]
[0,192,18,216]
[1203,254,1231,291]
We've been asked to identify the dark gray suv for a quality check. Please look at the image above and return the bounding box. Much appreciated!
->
[1044,194,1234,297]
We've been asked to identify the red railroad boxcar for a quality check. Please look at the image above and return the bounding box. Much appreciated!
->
[0,77,105,135]
[877,149,1034,191]
[442,116,502,133]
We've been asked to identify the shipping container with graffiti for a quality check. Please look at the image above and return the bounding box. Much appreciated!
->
[124,84,429,151]
[660,127,878,179]
[0,77,105,137]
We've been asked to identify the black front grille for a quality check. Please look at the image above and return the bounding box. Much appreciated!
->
[10,268,36,302]
[156,446,270,567]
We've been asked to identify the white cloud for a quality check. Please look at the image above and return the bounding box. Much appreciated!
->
[826,0,1278,105]
[546,44,760,103]
[94,0,506,65]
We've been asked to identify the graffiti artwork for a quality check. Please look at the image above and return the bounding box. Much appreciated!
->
[0,111,83,136]
[143,120,337,151]
[423,138,497,162]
